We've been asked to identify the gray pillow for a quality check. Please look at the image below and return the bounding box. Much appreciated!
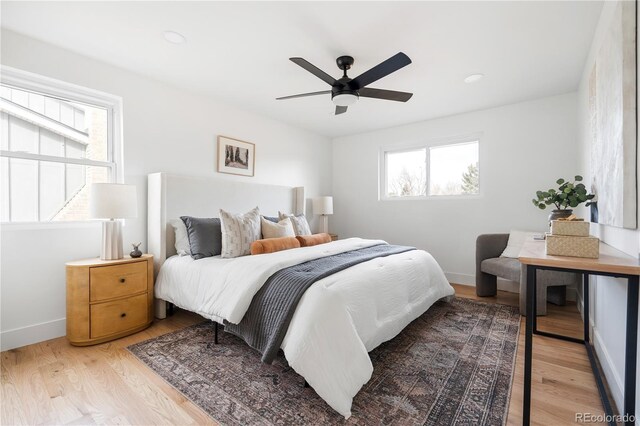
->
[262,216,279,223]
[180,216,222,259]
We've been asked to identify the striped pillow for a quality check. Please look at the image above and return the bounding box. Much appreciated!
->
[220,207,261,258]
[278,212,311,236]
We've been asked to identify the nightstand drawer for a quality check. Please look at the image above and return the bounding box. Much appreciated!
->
[90,293,148,339]
[90,261,147,302]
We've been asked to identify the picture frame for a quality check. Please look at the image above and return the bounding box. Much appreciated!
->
[217,135,255,177]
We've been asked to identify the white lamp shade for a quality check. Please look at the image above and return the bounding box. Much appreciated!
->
[312,196,333,215]
[90,183,138,219]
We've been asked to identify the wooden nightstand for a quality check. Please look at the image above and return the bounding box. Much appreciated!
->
[66,255,154,346]
[329,233,338,241]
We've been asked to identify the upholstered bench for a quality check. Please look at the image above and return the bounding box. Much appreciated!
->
[476,233,580,316]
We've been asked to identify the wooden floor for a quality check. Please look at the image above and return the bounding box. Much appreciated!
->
[1,284,606,425]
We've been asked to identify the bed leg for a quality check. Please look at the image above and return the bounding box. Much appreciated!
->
[214,322,219,344]
[167,302,175,316]
[304,380,309,388]
[154,299,167,319]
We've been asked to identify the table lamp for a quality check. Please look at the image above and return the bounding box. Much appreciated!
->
[90,183,138,260]
[312,196,333,234]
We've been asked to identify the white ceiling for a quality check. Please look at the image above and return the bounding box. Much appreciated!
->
[1,1,603,138]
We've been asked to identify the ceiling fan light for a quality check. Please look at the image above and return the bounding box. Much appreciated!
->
[332,93,359,107]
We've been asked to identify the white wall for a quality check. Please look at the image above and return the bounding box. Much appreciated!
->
[576,2,640,415]
[331,92,579,285]
[0,30,332,350]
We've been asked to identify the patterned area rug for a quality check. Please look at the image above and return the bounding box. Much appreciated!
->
[128,298,519,425]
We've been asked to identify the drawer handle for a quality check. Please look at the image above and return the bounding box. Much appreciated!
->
[119,278,126,283]
[120,313,127,318]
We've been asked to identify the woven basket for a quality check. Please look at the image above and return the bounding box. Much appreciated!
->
[550,220,590,237]
[546,234,599,258]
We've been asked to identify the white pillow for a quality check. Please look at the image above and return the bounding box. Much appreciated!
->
[219,207,261,258]
[500,230,538,258]
[261,216,295,239]
[170,219,191,256]
[278,212,311,236]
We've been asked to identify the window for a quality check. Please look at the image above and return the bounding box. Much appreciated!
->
[382,139,479,199]
[0,68,122,223]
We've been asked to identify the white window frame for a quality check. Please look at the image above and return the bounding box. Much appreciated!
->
[379,133,482,201]
[1,66,124,227]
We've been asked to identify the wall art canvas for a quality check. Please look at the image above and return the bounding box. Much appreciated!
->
[589,0,637,229]
[217,136,255,177]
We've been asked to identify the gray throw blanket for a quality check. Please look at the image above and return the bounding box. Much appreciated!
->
[224,243,415,363]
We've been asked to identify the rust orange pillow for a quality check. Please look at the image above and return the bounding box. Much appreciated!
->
[296,233,332,247]
[250,236,300,255]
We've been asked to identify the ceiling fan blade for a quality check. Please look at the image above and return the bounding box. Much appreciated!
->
[276,90,331,100]
[335,105,348,115]
[290,57,338,86]
[358,87,413,102]
[348,52,412,90]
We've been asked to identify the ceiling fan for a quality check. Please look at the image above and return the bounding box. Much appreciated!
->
[276,52,413,115]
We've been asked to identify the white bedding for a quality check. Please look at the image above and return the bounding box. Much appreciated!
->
[155,238,454,418]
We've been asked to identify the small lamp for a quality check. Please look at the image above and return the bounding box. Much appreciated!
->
[312,196,333,234]
[90,183,138,260]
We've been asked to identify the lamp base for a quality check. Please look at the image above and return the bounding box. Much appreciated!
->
[101,220,123,260]
[318,215,329,234]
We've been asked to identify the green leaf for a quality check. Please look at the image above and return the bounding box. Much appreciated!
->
[556,178,565,185]
[569,199,579,208]
[538,203,546,209]
[559,193,567,199]
[576,183,585,189]
[542,191,550,198]
[536,191,543,198]
[575,175,583,181]
[587,194,595,200]
[563,187,572,193]
[578,194,587,202]
[548,189,557,194]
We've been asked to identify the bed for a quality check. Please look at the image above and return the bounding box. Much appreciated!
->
[148,173,455,418]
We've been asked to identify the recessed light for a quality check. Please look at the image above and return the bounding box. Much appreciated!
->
[163,31,186,44]
[464,73,484,83]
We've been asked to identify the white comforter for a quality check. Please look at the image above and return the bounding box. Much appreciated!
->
[155,238,454,418]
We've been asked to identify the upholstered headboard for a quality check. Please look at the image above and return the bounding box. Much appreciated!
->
[147,172,304,275]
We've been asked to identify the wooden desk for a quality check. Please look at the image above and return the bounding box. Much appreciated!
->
[519,240,640,426]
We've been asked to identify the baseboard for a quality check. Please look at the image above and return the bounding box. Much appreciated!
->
[593,327,624,413]
[577,284,622,414]
[445,272,520,294]
[445,272,475,286]
[446,272,578,301]
[0,318,66,351]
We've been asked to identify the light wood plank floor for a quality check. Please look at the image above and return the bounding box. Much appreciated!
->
[1,284,606,425]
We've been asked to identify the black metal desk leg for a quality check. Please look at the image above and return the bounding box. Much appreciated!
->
[523,265,536,426]
[624,276,639,424]
[583,274,590,343]
[532,268,538,333]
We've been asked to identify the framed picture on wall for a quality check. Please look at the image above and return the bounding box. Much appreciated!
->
[217,135,255,177]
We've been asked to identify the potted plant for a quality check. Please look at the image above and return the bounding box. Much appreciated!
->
[532,175,595,222]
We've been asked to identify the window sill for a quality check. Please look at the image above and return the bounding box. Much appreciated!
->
[1,220,103,231]
[379,194,483,201]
